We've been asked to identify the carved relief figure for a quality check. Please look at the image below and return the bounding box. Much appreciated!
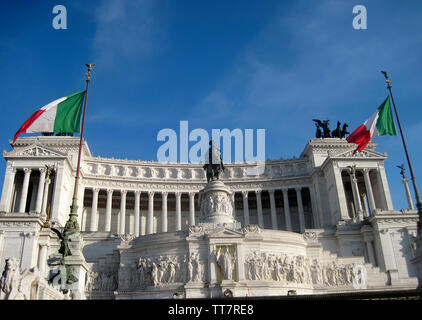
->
[217,247,234,281]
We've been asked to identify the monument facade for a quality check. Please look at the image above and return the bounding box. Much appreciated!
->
[0,136,419,299]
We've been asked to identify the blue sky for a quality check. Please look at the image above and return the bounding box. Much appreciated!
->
[1,0,422,210]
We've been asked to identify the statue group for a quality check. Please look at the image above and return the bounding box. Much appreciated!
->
[312,120,349,139]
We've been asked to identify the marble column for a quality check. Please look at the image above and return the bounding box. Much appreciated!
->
[105,189,113,232]
[309,185,321,228]
[242,191,250,226]
[40,177,51,218]
[349,169,363,221]
[295,187,306,233]
[255,190,264,228]
[119,190,127,235]
[18,168,32,213]
[363,168,376,215]
[231,193,236,219]
[89,188,99,232]
[0,167,17,212]
[282,188,292,231]
[35,168,46,213]
[376,167,394,210]
[175,192,182,231]
[402,177,414,210]
[147,191,154,234]
[38,244,49,278]
[269,190,278,230]
[361,193,370,218]
[161,192,168,233]
[134,191,141,237]
[188,192,195,226]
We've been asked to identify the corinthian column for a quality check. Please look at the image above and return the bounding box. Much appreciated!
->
[188,192,195,226]
[281,188,292,231]
[348,167,363,221]
[161,192,168,233]
[147,191,154,234]
[134,191,141,236]
[363,168,376,215]
[0,167,17,212]
[242,191,250,226]
[175,192,182,231]
[119,190,127,235]
[89,188,99,232]
[295,187,306,233]
[105,189,113,232]
[18,168,32,213]
[269,190,278,230]
[35,168,46,213]
[255,190,264,228]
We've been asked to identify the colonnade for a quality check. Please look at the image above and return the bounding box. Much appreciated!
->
[83,186,319,235]
[0,167,53,216]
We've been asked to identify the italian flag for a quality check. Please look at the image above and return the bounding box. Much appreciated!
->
[346,95,397,153]
[13,91,85,142]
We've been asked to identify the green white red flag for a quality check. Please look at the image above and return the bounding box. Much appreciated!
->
[346,96,398,153]
[13,91,85,142]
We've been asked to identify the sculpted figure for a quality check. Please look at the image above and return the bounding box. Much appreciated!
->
[187,255,194,282]
[217,247,234,281]
[0,258,21,299]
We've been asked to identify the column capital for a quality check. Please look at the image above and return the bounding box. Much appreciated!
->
[93,188,100,193]
[39,167,46,173]
[134,190,142,196]
[161,191,168,197]
[268,189,275,194]
[255,190,262,195]
[23,168,32,174]
[188,191,196,198]
[242,191,249,197]
[174,191,182,198]
[281,187,289,193]
[148,191,155,197]
[294,186,302,192]
[362,168,371,174]
[107,188,114,195]
[120,189,127,195]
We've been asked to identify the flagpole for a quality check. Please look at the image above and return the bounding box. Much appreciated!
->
[63,64,94,234]
[381,71,422,232]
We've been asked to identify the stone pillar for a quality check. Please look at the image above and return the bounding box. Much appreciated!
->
[361,193,370,217]
[161,192,168,233]
[376,166,394,210]
[147,191,154,234]
[38,244,49,278]
[361,225,377,266]
[235,244,245,281]
[175,192,182,231]
[119,190,127,235]
[349,169,363,221]
[308,185,321,228]
[231,193,236,219]
[363,168,376,215]
[188,192,195,226]
[255,190,264,228]
[18,168,32,213]
[35,168,46,213]
[134,191,141,237]
[295,187,306,233]
[89,188,99,232]
[105,189,113,232]
[402,178,414,210]
[0,166,17,212]
[41,177,51,218]
[242,191,250,226]
[282,188,292,231]
[269,190,278,230]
